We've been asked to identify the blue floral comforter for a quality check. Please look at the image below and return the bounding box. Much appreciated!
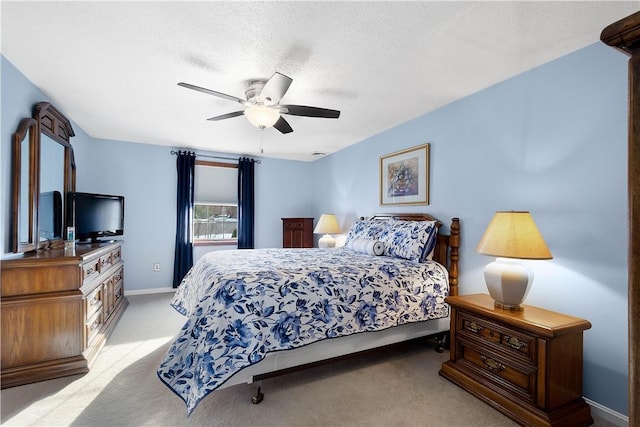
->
[157,248,449,414]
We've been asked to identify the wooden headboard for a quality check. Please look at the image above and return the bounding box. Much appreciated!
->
[367,213,461,296]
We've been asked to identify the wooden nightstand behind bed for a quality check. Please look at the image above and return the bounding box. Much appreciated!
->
[282,218,314,248]
[439,293,593,427]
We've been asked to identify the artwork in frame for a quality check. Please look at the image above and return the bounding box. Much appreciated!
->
[379,143,430,206]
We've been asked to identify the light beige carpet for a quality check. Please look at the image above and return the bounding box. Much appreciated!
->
[0,293,611,426]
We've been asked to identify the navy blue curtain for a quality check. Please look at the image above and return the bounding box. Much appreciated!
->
[237,157,255,249]
[173,151,196,288]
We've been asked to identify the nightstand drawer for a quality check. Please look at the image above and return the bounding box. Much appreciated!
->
[458,337,537,403]
[458,312,536,364]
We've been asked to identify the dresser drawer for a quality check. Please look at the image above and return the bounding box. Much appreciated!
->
[85,285,103,319]
[111,247,122,264]
[284,222,303,230]
[86,308,104,347]
[82,258,101,281]
[112,266,123,285]
[458,312,536,364]
[98,253,113,272]
[114,280,124,306]
[458,337,537,403]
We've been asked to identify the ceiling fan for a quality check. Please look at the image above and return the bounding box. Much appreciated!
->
[178,72,340,134]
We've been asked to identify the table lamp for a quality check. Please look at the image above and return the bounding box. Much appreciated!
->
[475,211,552,310]
[314,213,341,248]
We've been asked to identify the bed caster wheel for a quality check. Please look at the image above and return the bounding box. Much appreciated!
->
[434,332,449,353]
[251,387,264,404]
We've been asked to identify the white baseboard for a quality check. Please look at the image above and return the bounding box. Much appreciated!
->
[586,398,629,426]
[124,287,176,296]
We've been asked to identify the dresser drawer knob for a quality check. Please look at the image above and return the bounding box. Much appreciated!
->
[503,335,527,351]
[481,355,506,373]
[464,321,483,334]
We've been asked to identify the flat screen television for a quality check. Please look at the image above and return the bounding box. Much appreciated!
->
[67,192,125,242]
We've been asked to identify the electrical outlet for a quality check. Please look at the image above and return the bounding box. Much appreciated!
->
[153,263,160,272]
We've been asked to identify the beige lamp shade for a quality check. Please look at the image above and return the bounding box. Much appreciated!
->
[314,214,341,234]
[476,211,552,260]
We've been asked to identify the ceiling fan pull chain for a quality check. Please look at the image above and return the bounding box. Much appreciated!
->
[260,128,264,154]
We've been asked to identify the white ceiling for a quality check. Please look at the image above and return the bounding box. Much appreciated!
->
[1,1,637,161]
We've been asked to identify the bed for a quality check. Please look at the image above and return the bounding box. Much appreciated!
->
[157,213,460,415]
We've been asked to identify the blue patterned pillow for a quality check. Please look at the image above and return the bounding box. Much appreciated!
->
[344,220,389,248]
[380,219,438,263]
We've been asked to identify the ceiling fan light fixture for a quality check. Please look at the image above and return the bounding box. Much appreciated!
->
[244,105,280,129]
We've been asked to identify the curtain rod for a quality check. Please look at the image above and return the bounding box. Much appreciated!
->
[170,150,261,164]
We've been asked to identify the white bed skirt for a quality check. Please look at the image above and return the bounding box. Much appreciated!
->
[221,316,450,389]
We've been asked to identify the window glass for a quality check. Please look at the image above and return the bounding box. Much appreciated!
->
[194,162,237,243]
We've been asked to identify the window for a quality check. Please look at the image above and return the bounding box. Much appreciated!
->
[194,161,238,245]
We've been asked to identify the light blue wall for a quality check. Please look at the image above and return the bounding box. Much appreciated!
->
[311,42,629,415]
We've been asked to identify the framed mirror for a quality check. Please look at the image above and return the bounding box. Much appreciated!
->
[10,102,75,253]
[11,118,38,253]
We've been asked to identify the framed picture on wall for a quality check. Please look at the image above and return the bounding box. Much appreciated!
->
[379,143,430,206]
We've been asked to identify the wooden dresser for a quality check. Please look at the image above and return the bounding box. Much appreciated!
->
[439,294,592,427]
[1,241,128,388]
[282,217,314,248]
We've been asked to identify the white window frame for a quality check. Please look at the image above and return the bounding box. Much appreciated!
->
[193,160,238,246]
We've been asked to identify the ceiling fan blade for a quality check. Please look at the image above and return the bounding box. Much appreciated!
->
[178,82,245,104]
[273,116,293,134]
[280,105,340,119]
[260,72,293,104]
[207,111,245,121]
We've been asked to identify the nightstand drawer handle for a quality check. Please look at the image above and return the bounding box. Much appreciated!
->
[503,336,527,351]
[481,356,506,373]
[464,321,483,334]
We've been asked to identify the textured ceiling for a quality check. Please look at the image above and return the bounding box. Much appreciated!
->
[1,1,638,161]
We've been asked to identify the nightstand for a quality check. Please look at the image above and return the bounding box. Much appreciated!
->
[282,218,314,248]
[439,294,593,427]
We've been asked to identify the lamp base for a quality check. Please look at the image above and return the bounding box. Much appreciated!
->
[483,258,533,311]
[493,300,525,311]
[318,234,336,248]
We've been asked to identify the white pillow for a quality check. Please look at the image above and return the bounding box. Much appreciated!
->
[349,238,385,256]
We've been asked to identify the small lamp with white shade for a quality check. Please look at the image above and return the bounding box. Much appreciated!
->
[314,214,341,248]
[475,211,552,310]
